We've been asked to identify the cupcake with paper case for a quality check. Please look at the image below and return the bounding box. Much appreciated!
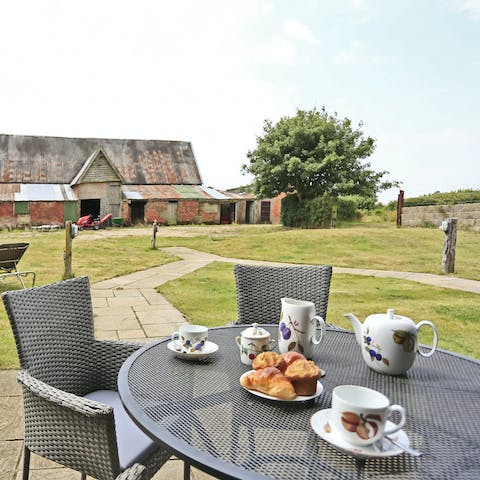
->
[284,359,321,396]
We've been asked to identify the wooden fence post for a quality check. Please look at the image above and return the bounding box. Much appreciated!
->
[396,190,404,227]
[440,218,457,273]
[64,221,73,279]
[151,220,158,249]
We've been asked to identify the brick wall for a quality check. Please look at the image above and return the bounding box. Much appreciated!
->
[402,203,480,231]
[199,202,220,224]
[0,202,15,227]
[178,200,199,223]
[145,201,169,224]
[30,202,64,225]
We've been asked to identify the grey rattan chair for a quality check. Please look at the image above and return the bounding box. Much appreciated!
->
[234,264,332,325]
[2,276,172,480]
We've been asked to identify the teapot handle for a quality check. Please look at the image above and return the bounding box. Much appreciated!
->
[416,321,438,357]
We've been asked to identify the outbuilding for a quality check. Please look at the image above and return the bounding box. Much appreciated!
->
[0,134,281,228]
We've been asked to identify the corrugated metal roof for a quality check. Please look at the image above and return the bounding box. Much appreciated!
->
[200,185,230,199]
[0,134,202,185]
[121,184,228,201]
[0,183,20,201]
[15,184,76,201]
[0,183,75,201]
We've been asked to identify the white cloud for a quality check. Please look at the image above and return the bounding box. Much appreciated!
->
[454,0,480,20]
[283,20,320,45]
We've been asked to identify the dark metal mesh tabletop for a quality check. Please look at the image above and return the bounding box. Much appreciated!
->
[119,326,480,480]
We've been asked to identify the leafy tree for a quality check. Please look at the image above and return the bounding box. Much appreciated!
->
[243,108,397,202]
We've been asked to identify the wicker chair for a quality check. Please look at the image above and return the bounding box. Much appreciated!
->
[234,264,332,325]
[2,276,172,480]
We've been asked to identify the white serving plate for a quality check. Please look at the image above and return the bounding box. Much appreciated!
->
[240,370,323,402]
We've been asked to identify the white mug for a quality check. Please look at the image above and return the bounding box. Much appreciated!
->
[332,385,406,446]
[278,298,326,359]
[171,324,208,354]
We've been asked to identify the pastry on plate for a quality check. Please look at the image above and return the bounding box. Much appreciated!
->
[240,366,296,400]
[252,351,286,372]
[284,359,321,396]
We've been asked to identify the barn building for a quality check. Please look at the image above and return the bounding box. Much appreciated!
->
[0,134,281,228]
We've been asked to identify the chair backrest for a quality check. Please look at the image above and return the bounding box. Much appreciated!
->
[0,242,29,272]
[2,276,97,394]
[234,264,332,325]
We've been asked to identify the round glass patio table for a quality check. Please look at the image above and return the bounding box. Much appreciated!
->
[118,325,480,480]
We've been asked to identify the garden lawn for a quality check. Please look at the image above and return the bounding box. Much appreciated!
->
[158,261,480,360]
[0,231,178,369]
[159,224,480,280]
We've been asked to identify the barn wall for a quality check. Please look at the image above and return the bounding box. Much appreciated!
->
[73,182,121,217]
[145,201,169,224]
[30,201,64,225]
[0,202,15,227]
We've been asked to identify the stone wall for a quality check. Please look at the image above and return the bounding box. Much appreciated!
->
[401,203,480,231]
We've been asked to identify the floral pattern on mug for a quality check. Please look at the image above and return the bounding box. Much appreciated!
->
[363,327,390,366]
[341,411,382,440]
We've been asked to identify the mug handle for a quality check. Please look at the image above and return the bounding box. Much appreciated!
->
[172,332,181,346]
[384,404,406,436]
[311,316,326,345]
[416,320,438,357]
[235,336,242,349]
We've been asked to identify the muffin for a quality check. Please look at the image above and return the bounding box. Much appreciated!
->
[284,359,321,396]
[279,351,306,371]
[252,351,286,371]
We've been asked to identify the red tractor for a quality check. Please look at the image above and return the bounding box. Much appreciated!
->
[76,213,113,230]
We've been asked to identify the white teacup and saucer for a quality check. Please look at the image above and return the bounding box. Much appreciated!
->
[311,385,411,458]
[168,324,218,361]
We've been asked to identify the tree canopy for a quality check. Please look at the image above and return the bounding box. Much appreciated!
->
[243,108,397,202]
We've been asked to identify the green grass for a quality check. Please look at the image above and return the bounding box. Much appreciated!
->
[1,224,479,368]
[0,231,178,368]
[158,261,480,359]
[158,224,480,280]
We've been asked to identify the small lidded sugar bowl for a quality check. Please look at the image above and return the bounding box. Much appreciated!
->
[235,323,275,365]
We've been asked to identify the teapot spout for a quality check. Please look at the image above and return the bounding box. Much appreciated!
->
[344,312,363,346]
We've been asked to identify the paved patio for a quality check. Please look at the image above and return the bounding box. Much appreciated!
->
[1,247,479,479]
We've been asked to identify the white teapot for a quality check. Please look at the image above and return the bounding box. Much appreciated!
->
[345,309,438,375]
[235,323,275,365]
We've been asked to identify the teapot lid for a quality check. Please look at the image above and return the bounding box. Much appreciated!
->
[241,323,270,339]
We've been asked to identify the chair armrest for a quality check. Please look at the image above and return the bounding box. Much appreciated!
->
[116,463,146,480]
[93,339,145,390]
[18,370,124,479]
[18,370,112,417]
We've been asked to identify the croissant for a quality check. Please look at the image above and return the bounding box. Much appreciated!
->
[252,351,286,371]
[240,367,296,400]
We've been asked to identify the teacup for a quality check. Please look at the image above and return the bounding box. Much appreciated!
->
[172,324,208,354]
[332,385,406,446]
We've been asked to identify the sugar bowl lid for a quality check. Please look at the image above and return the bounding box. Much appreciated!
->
[241,323,270,339]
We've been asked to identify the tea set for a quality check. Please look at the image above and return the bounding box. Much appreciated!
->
[169,299,436,458]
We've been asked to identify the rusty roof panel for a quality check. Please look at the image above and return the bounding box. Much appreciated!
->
[0,134,202,185]
[0,183,20,201]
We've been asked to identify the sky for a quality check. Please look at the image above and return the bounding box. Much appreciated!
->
[1,0,479,204]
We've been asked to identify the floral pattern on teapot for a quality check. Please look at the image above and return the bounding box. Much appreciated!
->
[362,327,390,366]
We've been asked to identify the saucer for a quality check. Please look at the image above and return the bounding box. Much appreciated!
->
[240,370,323,402]
[167,341,218,361]
[310,408,409,458]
